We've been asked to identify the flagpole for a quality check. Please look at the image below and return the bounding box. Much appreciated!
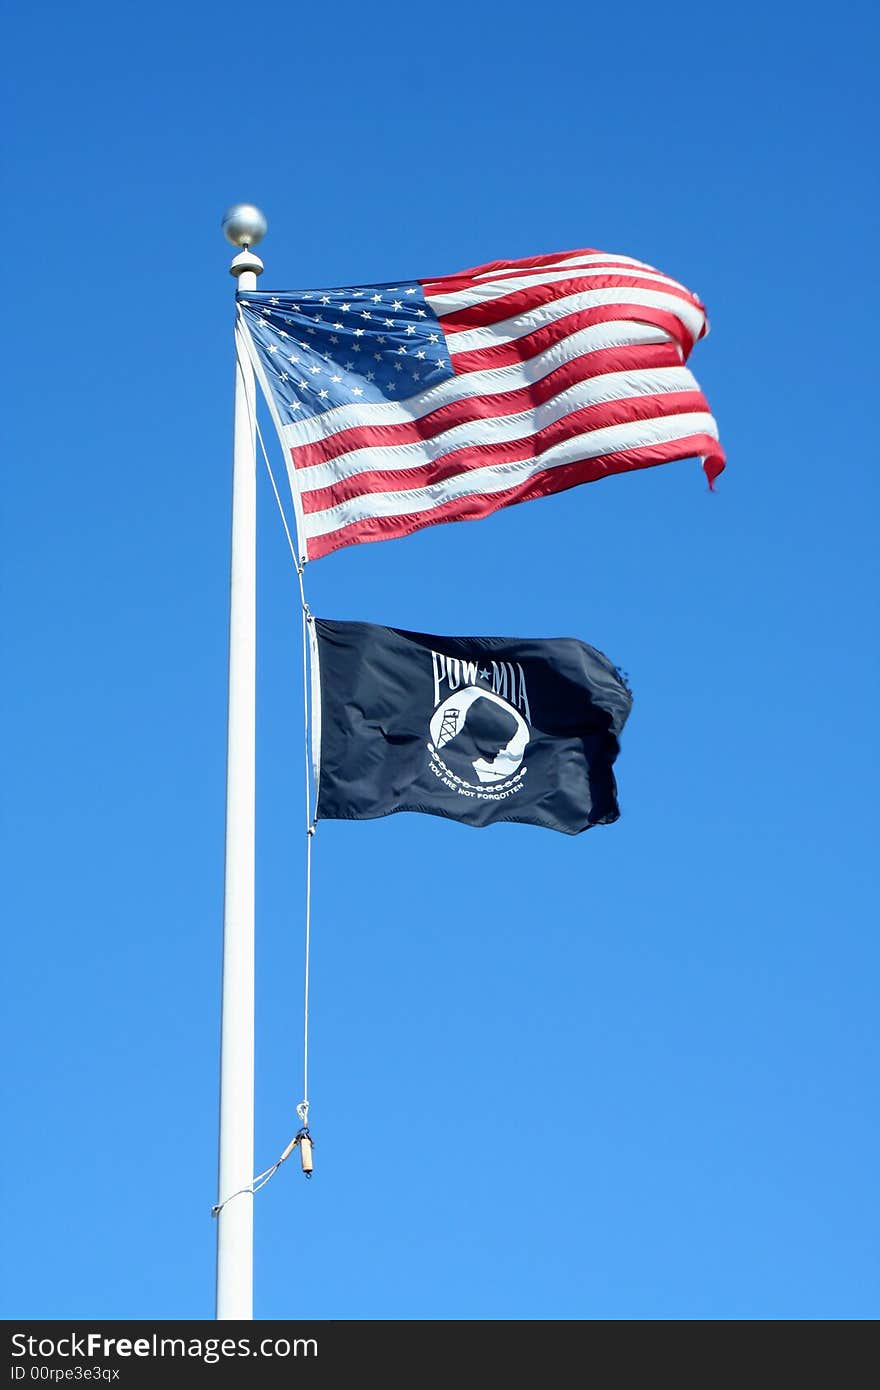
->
[216,203,267,1322]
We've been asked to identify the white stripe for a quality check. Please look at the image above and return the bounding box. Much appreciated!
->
[301,412,720,539]
[425,265,693,317]
[294,367,703,492]
[444,286,706,356]
[280,320,674,449]
[470,252,656,279]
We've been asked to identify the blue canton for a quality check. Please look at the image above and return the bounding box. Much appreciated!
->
[238,284,455,423]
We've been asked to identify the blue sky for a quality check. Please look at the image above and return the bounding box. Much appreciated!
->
[3,0,878,1320]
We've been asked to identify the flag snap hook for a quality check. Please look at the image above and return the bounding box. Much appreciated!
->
[295,1100,314,1176]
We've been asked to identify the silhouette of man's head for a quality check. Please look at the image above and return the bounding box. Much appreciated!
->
[446,697,519,764]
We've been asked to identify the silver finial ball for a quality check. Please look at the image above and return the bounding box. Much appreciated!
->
[221,203,268,249]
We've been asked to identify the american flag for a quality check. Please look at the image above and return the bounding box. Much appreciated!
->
[238,248,724,562]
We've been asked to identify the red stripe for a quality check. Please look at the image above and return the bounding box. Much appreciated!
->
[446,303,695,374]
[298,391,712,514]
[419,261,673,301]
[306,434,725,560]
[429,271,701,334]
[418,248,659,294]
[291,341,684,470]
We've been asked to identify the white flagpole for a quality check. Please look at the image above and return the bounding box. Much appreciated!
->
[216,203,267,1321]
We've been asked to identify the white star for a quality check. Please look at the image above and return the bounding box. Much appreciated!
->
[373,352,382,361]
[371,293,382,303]
[405,325,416,335]
[312,315,324,324]
[437,359,447,368]
[330,374,342,383]
[270,297,279,304]
[320,295,331,305]
[333,321,344,331]
[289,354,301,364]
[428,333,439,343]
[280,371,289,381]
[318,389,329,399]
[377,335,386,344]
[307,327,317,335]
[330,334,339,344]
[298,379,309,389]
[354,327,365,337]
[344,360,354,370]
[387,381,397,391]
[366,370,375,382]
[392,300,403,311]
[411,372,421,381]
[416,308,427,318]
[309,364,321,374]
[384,318,395,327]
[405,287,417,295]
[397,346,407,355]
[361,310,372,320]
[352,387,364,397]
[479,668,491,680]
[394,362,404,372]
[341,302,351,312]
[289,401,302,413]
[416,350,426,360]
[267,344,278,353]
[278,330,289,339]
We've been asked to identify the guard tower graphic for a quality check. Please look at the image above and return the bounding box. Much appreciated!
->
[438,706,460,745]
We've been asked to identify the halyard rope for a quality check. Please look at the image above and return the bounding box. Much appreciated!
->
[252,411,316,1122]
[212,334,316,1216]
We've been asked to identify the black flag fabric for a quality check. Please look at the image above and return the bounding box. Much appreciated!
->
[311,619,632,835]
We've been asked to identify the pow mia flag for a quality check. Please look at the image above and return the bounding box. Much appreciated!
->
[310,619,632,835]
